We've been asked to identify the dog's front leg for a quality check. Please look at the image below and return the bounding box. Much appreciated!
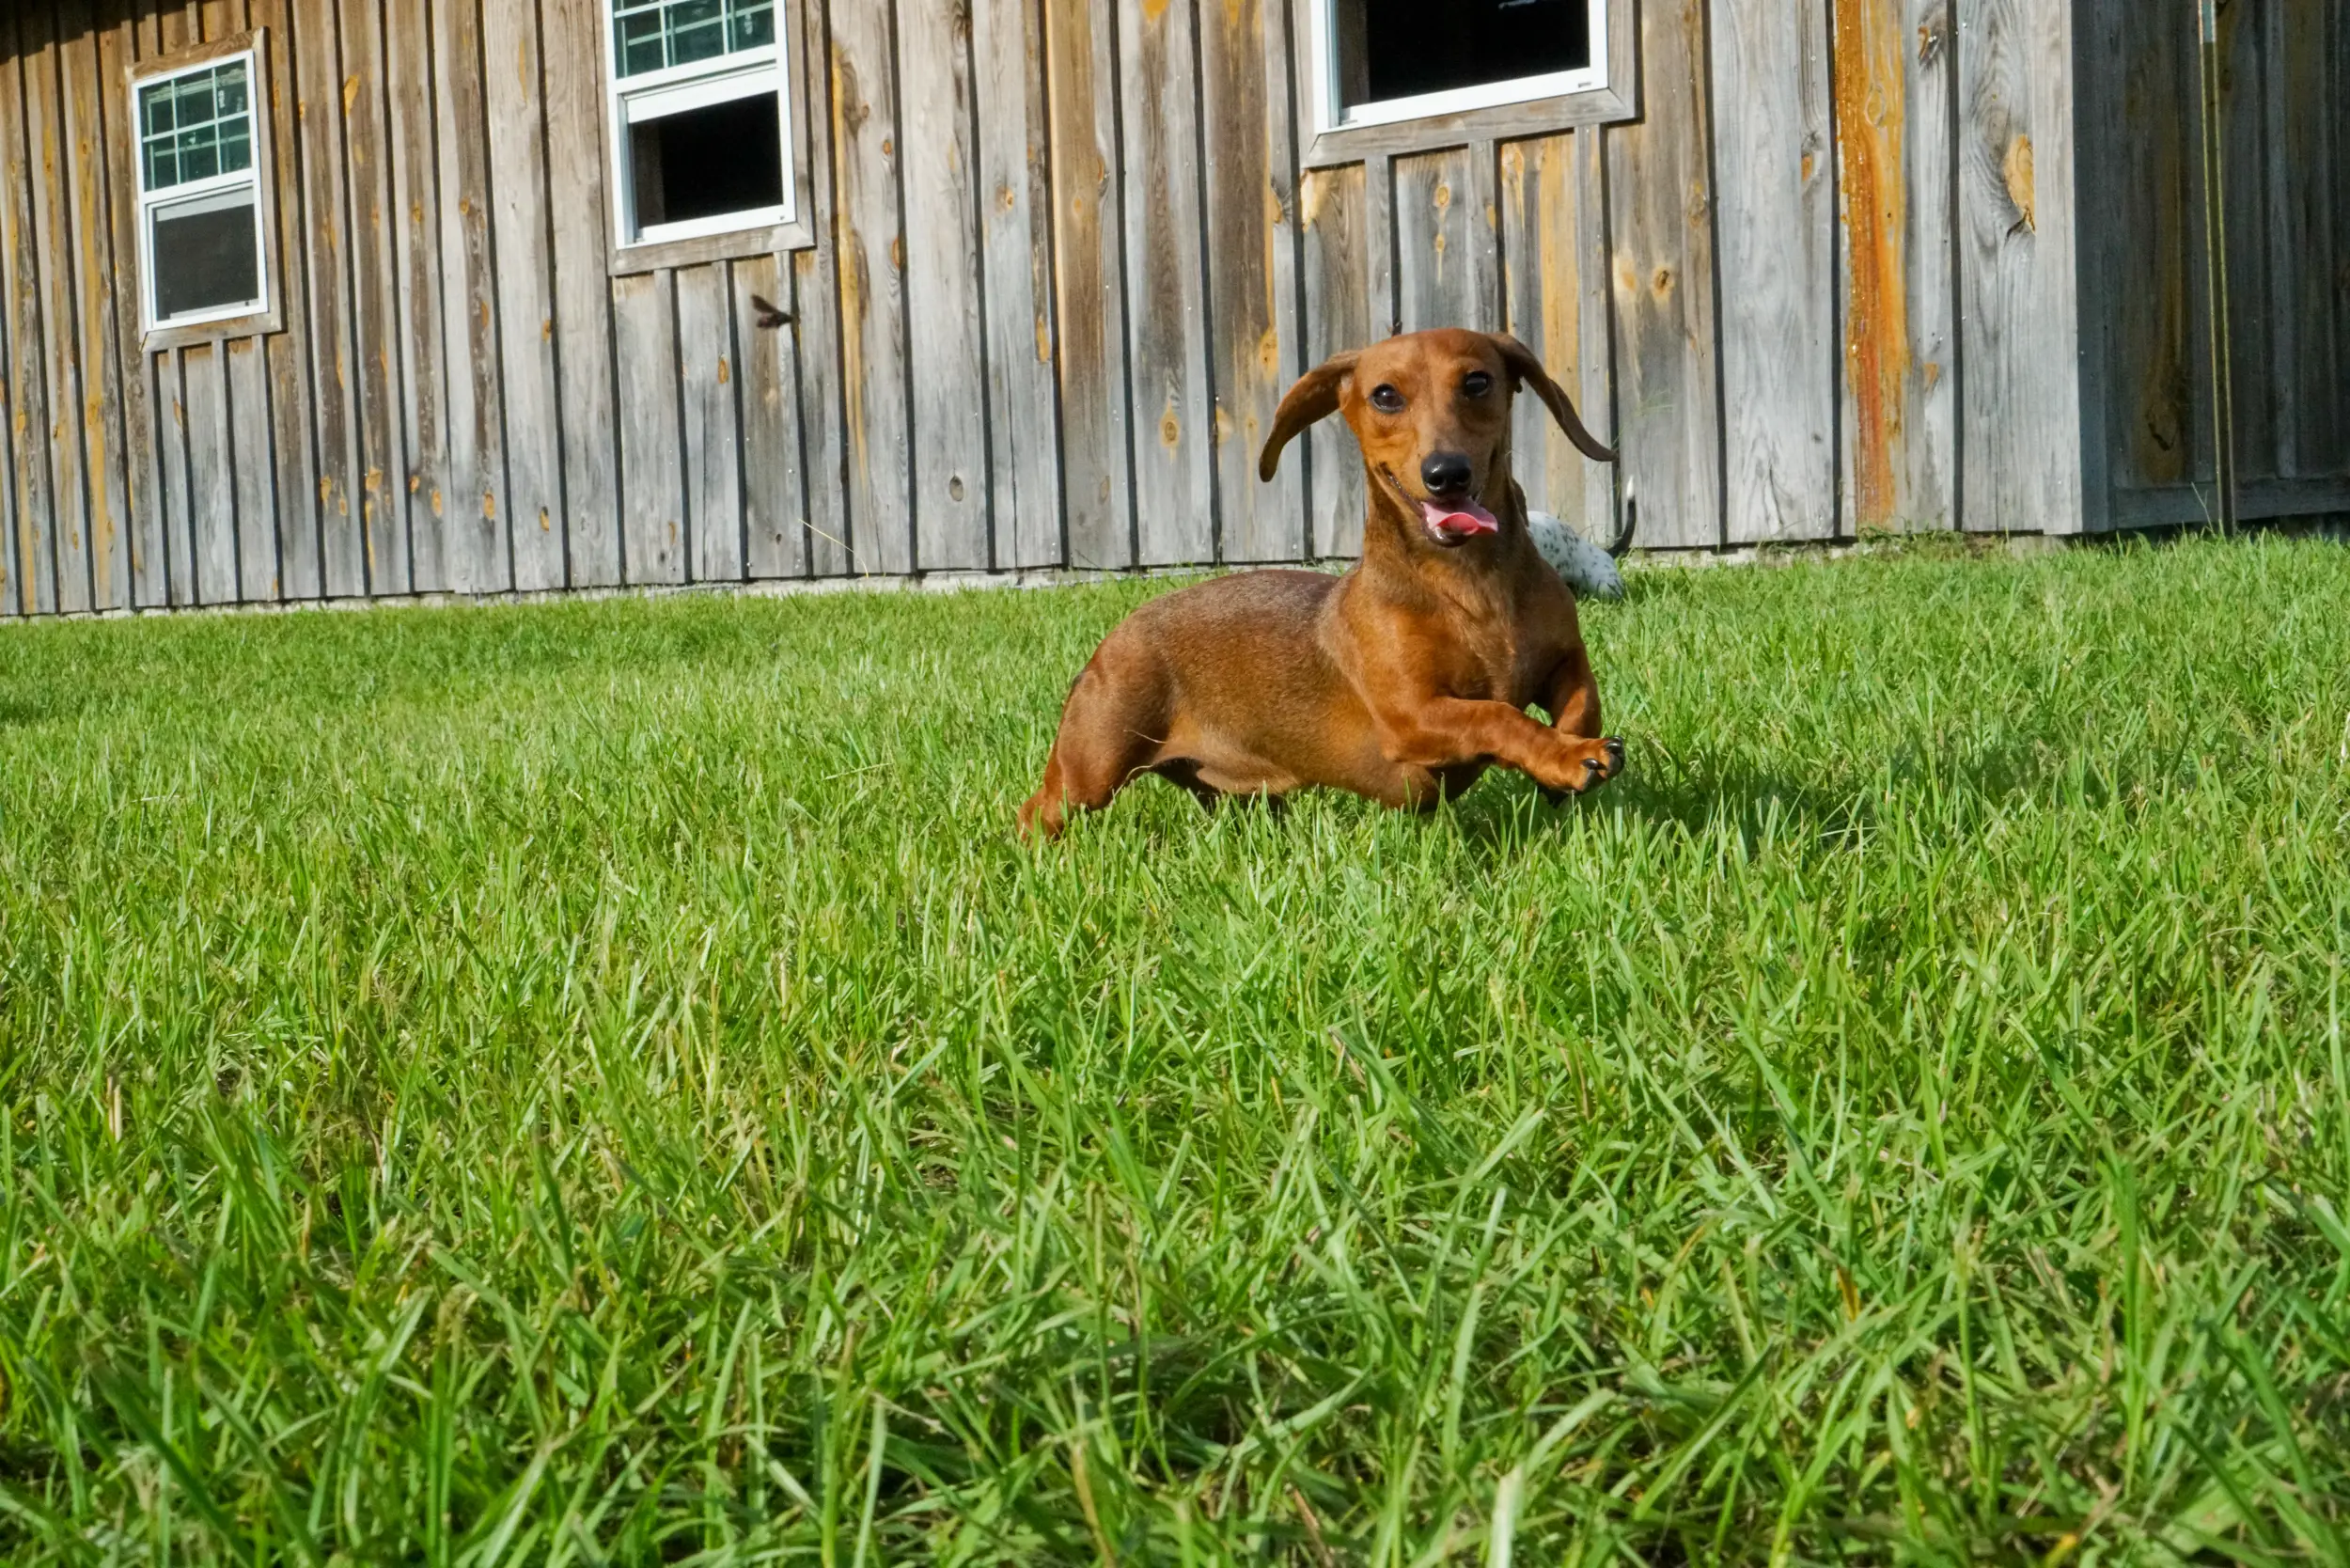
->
[1375,698,1622,796]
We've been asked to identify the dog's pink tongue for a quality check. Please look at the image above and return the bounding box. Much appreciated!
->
[1420,498,1500,539]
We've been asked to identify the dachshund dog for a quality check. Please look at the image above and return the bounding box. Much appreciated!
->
[1019,328,1624,838]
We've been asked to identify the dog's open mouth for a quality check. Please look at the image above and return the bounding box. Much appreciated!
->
[1386,470,1498,547]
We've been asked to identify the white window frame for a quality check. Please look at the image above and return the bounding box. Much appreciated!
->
[603,3,797,256]
[1309,0,1608,133]
[130,40,274,339]
[1295,0,1637,168]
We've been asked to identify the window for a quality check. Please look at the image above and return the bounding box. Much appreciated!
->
[606,0,795,250]
[1299,0,1627,164]
[133,50,271,333]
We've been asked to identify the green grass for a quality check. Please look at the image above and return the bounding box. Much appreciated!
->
[3,538,2348,1564]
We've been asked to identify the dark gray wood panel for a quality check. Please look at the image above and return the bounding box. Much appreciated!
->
[676,261,744,583]
[614,268,684,583]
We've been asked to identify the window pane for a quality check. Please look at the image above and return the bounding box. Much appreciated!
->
[151,191,262,321]
[611,0,776,75]
[619,12,667,74]
[140,61,258,191]
[1348,0,1590,109]
[178,131,220,184]
[729,0,774,52]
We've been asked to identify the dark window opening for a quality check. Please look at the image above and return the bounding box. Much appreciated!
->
[151,195,261,321]
[628,91,784,231]
[1338,0,1592,114]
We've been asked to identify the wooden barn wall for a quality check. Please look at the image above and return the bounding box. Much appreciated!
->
[2082,0,2350,529]
[3,0,2343,619]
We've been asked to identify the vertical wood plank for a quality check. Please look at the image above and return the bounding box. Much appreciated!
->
[432,0,512,588]
[733,252,806,579]
[183,342,236,604]
[1835,0,1959,532]
[3,8,59,616]
[791,0,849,576]
[1465,138,1503,330]
[2098,0,2196,494]
[336,0,411,594]
[244,0,321,600]
[1606,0,1724,549]
[1042,0,1133,571]
[227,336,278,598]
[1200,0,1303,563]
[614,270,684,583]
[540,0,619,586]
[23,2,94,612]
[158,350,195,604]
[1393,146,1473,333]
[1957,0,2084,533]
[1572,128,1622,544]
[1364,152,1398,338]
[2216,0,2274,485]
[96,0,166,606]
[2264,0,2342,478]
[1298,160,1369,557]
[1119,0,1214,566]
[1714,0,1836,541]
[481,0,564,588]
[676,263,744,583]
[974,0,1061,569]
[828,0,912,575]
[289,0,368,593]
[383,0,450,590]
[900,0,990,571]
[58,6,133,609]
[1500,135,1594,531]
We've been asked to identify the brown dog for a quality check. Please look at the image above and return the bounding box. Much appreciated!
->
[1017,328,1623,838]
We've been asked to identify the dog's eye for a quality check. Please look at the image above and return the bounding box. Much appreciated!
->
[1370,384,1405,414]
[1463,372,1494,397]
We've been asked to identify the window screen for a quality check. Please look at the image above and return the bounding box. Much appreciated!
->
[150,191,263,320]
[613,0,776,77]
[1340,0,1592,113]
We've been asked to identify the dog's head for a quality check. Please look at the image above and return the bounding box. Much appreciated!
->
[1258,328,1614,552]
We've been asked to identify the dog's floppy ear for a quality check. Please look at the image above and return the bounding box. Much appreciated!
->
[1259,351,1359,481]
[1489,334,1616,463]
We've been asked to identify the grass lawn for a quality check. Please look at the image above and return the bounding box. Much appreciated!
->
[3,538,2349,1564]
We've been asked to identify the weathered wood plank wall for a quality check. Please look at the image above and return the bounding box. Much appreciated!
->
[3,0,2346,619]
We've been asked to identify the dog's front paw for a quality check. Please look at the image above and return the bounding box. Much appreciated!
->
[1547,735,1625,795]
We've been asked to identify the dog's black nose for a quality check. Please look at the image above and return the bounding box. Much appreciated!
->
[1421,453,1473,497]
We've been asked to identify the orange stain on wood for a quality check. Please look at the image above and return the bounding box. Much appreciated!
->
[1833,0,1912,528]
